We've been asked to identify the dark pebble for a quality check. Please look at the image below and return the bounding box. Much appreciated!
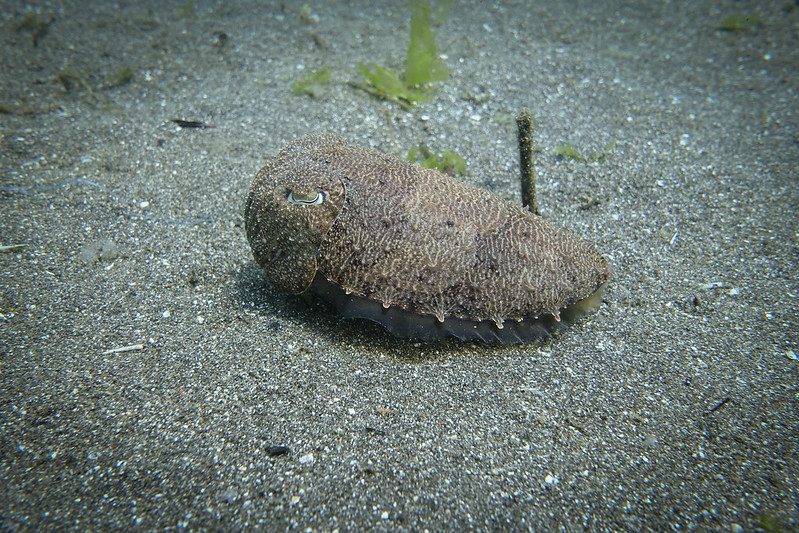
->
[265,445,290,457]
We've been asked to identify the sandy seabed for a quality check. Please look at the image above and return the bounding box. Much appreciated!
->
[1,1,797,530]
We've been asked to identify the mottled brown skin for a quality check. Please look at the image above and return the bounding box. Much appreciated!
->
[245,134,610,342]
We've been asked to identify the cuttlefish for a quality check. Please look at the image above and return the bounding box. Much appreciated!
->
[245,134,610,343]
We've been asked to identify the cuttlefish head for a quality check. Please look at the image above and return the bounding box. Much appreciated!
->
[245,136,348,293]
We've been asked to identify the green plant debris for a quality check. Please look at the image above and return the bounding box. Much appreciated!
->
[300,4,319,24]
[756,513,786,533]
[354,0,448,109]
[462,91,491,105]
[13,13,53,46]
[717,13,764,31]
[552,144,583,161]
[577,193,602,211]
[56,69,94,95]
[13,13,45,32]
[353,64,429,109]
[0,102,59,116]
[408,144,466,176]
[493,112,514,126]
[405,0,448,87]
[292,67,332,98]
[107,67,134,89]
[589,139,616,161]
[310,32,331,49]
[175,1,196,19]
[553,139,615,162]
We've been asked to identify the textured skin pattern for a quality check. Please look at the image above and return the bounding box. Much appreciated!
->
[245,134,610,337]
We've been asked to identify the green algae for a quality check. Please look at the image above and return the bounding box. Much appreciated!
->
[717,13,764,31]
[553,139,616,162]
[292,67,332,98]
[13,13,53,46]
[354,65,430,109]
[354,0,448,108]
[107,67,134,89]
[175,1,196,19]
[407,144,466,176]
[552,144,583,161]
[404,0,448,87]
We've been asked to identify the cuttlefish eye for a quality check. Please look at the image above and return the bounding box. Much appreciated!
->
[287,190,326,206]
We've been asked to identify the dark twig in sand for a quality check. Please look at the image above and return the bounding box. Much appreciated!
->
[171,119,213,129]
[706,397,731,415]
[516,108,539,215]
